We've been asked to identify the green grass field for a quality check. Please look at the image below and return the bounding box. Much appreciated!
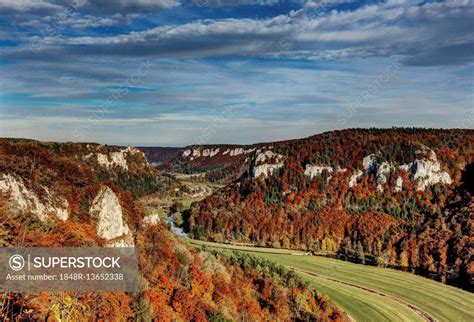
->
[180,196,205,210]
[299,272,423,322]
[189,240,474,322]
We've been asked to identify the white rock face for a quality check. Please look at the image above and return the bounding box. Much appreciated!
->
[183,147,254,159]
[252,151,285,178]
[94,146,144,170]
[202,148,220,157]
[0,174,68,222]
[0,174,29,210]
[83,152,94,160]
[336,167,347,173]
[375,161,394,191]
[228,147,256,157]
[192,149,201,158]
[110,151,128,169]
[90,186,134,247]
[363,154,379,174]
[394,176,404,192]
[354,146,452,192]
[253,164,284,178]
[211,148,220,157]
[182,149,192,157]
[255,150,277,163]
[359,155,396,191]
[143,214,160,226]
[378,162,391,175]
[230,148,244,156]
[349,170,363,187]
[304,165,333,179]
[400,156,451,191]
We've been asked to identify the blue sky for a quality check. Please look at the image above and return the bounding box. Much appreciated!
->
[0,0,473,146]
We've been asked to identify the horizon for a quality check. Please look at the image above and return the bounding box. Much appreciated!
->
[1,126,472,148]
[1,0,473,146]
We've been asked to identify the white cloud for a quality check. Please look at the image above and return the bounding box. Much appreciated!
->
[0,0,62,12]
[14,0,469,65]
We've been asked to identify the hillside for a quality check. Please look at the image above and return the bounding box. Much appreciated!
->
[0,138,346,321]
[185,128,474,290]
[191,240,474,322]
[142,144,269,184]
[138,146,183,167]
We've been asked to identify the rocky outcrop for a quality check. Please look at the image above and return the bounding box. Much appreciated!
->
[90,146,146,170]
[0,174,68,222]
[253,163,284,178]
[376,162,393,191]
[182,149,192,157]
[255,150,276,164]
[90,146,145,171]
[90,186,134,247]
[363,154,379,174]
[353,145,452,192]
[202,148,220,157]
[183,148,221,160]
[399,149,452,191]
[349,170,363,187]
[192,149,201,158]
[97,152,127,169]
[230,148,245,156]
[394,176,404,192]
[143,214,160,226]
[304,165,333,179]
[252,151,285,178]
[182,146,257,161]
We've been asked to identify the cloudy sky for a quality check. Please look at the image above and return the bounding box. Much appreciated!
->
[0,0,473,146]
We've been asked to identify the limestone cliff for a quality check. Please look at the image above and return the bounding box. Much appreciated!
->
[0,174,68,222]
[90,186,134,247]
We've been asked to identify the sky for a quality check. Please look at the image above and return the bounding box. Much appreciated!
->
[0,0,473,146]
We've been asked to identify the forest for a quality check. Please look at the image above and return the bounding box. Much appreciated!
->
[185,128,474,290]
[0,138,346,321]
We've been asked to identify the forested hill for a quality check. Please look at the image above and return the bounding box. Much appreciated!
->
[186,128,474,290]
[137,146,183,167]
[0,138,346,321]
[141,143,269,183]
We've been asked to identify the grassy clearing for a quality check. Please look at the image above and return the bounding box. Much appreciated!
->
[299,272,424,322]
[190,240,474,322]
[180,196,205,210]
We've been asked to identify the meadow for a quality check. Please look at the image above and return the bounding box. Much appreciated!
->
[189,240,474,322]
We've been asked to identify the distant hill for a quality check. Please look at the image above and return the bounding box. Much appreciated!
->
[140,143,268,183]
[185,128,474,290]
[137,146,183,167]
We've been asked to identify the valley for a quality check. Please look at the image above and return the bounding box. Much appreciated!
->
[0,138,346,321]
[180,128,474,291]
[151,127,474,321]
[3,1,473,320]
[1,128,473,321]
